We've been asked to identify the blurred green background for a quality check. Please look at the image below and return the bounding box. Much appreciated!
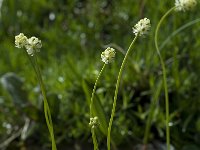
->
[0,0,200,149]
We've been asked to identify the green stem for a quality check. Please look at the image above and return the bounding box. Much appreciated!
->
[33,56,53,125]
[92,128,99,150]
[107,35,138,150]
[24,52,53,129]
[25,52,55,146]
[154,7,175,150]
[30,54,57,150]
[89,63,106,150]
[90,64,106,117]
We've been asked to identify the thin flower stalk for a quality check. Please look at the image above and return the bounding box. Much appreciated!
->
[33,55,57,150]
[92,128,99,150]
[89,116,100,150]
[15,33,57,150]
[89,64,106,117]
[154,7,176,150]
[154,1,197,149]
[89,47,116,150]
[107,17,150,150]
[89,64,105,150]
[107,35,138,150]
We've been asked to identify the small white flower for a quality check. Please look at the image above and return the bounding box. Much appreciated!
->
[89,116,99,129]
[132,18,151,36]
[175,0,197,11]
[101,47,116,64]
[15,33,28,48]
[25,37,42,56]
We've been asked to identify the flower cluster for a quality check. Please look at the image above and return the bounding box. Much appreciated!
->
[15,33,42,56]
[26,37,42,56]
[101,47,116,64]
[132,18,151,36]
[15,33,28,49]
[89,116,99,129]
[175,0,197,11]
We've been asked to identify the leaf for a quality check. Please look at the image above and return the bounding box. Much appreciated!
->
[1,72,40,121]
[1,72,28,107]
[92,96,108,135]
[81,79,91,106]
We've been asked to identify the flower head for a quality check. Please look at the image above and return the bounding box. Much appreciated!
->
[15,33,42,56]
[25,37,42,56]
[89,116,99,129]
[101,47,116,64]
[15,33,28,48]
[132,18,151,36]
[175,0,197,11]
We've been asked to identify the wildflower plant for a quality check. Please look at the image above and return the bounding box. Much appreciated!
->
[15,33,57,150]
[89,47,116,150]
[12,2,198,149]
[107,18,151,150]
[153,0,197,149]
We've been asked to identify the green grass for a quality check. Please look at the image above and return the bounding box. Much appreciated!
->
[0,0,200,149]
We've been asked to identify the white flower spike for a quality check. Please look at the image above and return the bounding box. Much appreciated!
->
[175,0,197,11]
[25,37,42,56]
[15,33,28,48]
[132,18,151,36]
[101,47,116,64]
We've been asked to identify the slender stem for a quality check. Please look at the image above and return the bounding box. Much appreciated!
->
[33,56,53,126]
[92,128,99,150]
[89,63,106,150]
[154,7,175,150]
[25,52,54,138]
[90,64,106,117]
[26,53,54,133]
[31,54,57,150]
[107,36,138,150]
